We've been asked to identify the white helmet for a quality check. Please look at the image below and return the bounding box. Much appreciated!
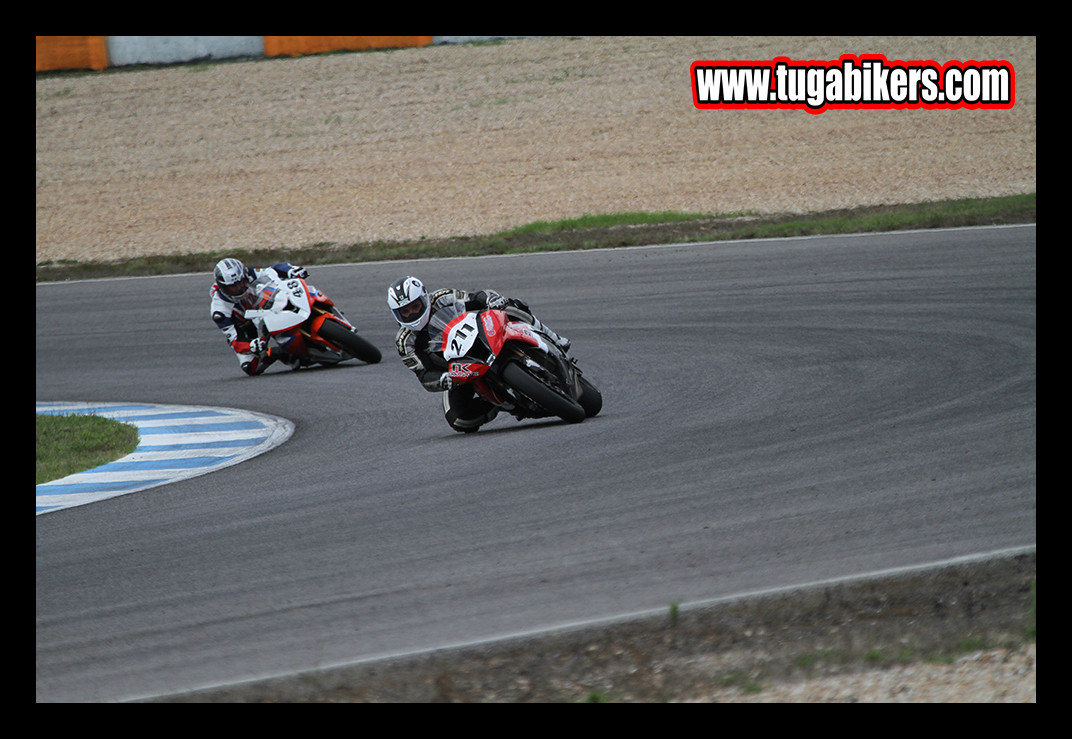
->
[388,276,431,330]
[214,258,253,304]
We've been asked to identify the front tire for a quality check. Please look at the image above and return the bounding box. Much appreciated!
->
[318,319,382,364]
[502,360,585,424]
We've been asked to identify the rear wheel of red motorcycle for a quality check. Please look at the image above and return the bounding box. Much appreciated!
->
[578,375,602,418]
[318,320,382,364]
[502,361,586,424]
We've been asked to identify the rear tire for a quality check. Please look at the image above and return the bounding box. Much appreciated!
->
[318,319,382,364]
[502,361,585,424]
[577,375,602,418]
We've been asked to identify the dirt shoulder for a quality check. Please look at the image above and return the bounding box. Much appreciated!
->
[155,549,1035,703]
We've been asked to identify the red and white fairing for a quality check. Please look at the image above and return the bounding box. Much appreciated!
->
[442,309,548,381]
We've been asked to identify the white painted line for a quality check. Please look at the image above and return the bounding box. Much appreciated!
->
[35,402,294,516]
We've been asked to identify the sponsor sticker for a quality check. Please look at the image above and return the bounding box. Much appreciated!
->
[449,362,482,378]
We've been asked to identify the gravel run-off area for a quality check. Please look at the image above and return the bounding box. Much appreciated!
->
[36,35,1035,265]
[37,36,1035,702]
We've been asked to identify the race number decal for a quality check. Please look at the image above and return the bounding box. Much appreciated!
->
[443,313,480,360]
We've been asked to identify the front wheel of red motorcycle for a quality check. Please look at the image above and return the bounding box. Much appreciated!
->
[318,319,382,364]
[502,360,586,424]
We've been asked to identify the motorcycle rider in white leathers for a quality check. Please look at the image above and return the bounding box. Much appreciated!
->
[388,275,571,432]
[210,257,309,376]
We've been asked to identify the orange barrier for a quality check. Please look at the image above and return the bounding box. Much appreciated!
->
[36,36,109,72]
[36,36,436,72]
[263,36,433,57]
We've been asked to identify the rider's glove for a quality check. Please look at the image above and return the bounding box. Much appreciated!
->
[287,266,309,280]
[249,337,268,355]
[436,372,454,391]
[483,290,508,309]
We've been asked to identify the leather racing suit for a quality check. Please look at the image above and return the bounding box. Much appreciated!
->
[210,262,303,375]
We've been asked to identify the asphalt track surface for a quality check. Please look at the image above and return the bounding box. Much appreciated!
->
[36,225,1036,702]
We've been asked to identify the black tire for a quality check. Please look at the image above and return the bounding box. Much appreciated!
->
[577,375,602,418]
[502,360,585,424]
[318,319,382,364]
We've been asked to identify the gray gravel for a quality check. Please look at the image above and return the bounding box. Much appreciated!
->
[35,36,1036,265]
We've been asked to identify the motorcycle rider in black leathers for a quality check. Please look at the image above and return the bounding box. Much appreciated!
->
[388,275,571,432]
[210,257,309,376]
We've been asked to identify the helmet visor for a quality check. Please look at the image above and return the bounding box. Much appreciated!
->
[396,297,425,322]
[221,278,249,298]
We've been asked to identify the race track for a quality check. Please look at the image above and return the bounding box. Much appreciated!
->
[35,225,1036,702]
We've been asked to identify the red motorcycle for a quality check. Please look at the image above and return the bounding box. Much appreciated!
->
[244,275,381,368]
[434,302,601,426]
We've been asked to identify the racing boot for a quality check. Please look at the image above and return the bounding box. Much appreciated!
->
[532,318,570,354]
[501,297,571,353]
[241,352,276,376]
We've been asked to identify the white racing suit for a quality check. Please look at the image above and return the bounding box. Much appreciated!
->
[394,288,570,432]
[210,262,303,375]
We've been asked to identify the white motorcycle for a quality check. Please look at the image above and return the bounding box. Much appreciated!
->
[243,275,381,368]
